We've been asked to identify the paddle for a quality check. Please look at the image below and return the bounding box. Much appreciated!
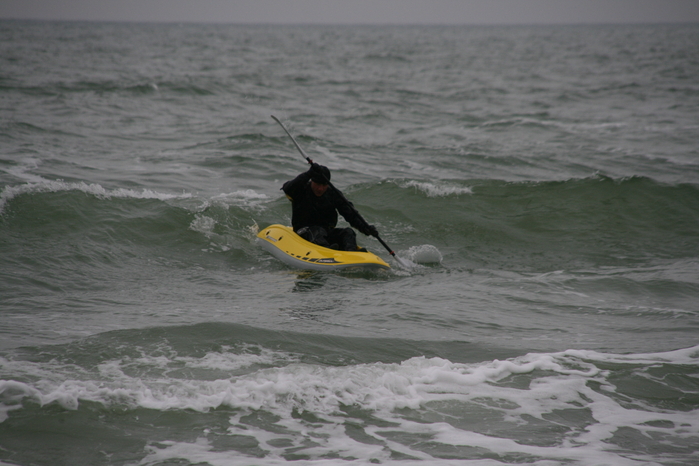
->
[271,115,410,269]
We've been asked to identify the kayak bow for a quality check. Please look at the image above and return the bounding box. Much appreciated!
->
[257,224,390,271]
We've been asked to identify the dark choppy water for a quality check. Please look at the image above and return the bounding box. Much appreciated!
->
[1,20,698,465]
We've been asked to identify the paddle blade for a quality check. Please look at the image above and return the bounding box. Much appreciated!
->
[374,234,412,269]
[392,254,414,269]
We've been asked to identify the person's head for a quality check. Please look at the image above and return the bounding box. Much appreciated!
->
[310,165,330,184]
[310,165,330,196]
[311,180,329,197]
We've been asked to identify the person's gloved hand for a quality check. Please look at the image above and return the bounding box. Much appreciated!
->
[361,224,379,237]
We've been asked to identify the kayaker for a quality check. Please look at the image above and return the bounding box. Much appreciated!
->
[282,163,378,251]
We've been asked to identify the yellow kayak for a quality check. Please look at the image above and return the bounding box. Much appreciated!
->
[257,224,390,271]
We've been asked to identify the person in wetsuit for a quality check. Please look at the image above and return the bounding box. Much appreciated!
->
[282,163,378,251]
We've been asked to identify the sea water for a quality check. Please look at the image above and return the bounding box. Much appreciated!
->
[1,21,698,465]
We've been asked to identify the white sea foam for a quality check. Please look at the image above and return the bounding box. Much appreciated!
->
[191,189,270,213]
[0,176,270,216]
[211,189,269,204]
[189,214,217,237]
[0,179,192,214]
[560,345,699,365]
[3,157,45,183]
[400,180,472,197]
[0,380,41,422]
[401,244,443,264]
[2,346,698,464]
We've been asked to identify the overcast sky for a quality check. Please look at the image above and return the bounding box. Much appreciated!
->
[2,0,699,25]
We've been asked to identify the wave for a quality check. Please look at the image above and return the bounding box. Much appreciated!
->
[0,179,273,284]
[1,76,228,98]
[0,179,193,215]
[2,174,698,273]
[397,179,473,197]
[1,324,697,464]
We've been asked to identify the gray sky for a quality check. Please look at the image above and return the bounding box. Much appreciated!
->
[2,0,699,25]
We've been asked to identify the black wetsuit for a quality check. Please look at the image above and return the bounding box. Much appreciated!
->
[282,170,372,251]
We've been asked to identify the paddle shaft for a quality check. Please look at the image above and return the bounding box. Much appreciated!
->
[271,115,313,165]
[271,115,404,263]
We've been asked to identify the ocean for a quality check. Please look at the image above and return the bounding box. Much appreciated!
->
[1,20,698,465]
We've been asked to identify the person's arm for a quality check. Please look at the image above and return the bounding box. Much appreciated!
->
[282,169,312,199]
[335,192,378,237]
[282,164,327,198]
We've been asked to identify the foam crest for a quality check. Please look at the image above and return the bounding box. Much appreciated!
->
[189,214,217,237]
[211,189,269,206]
[140,344,298,372]
[0,179,192,214]
[0,380,42,422]
[0,350,649,414]
[189,190,270,218]
[400,180,472,197]
[3,157,44,183]
[560,345,699,365]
